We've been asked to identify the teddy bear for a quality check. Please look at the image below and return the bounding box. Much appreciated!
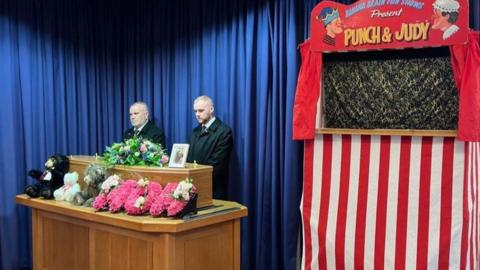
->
[72,164,108,207]
[53,172,81,202]
[24,154,69,199]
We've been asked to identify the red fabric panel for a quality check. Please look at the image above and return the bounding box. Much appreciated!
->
[416,137,433,269]
[292,40,322,140]
[438,137,455,268]
[335,135,352,270]
[450,31,480,141]
[374,136,391,270]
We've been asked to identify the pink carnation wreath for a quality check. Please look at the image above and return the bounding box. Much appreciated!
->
[107,179,137,213]
[150,178,197,217]
[124,179,163,215]
[92,174,121,211]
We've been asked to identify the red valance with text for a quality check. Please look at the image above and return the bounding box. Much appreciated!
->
[311,0,469,52]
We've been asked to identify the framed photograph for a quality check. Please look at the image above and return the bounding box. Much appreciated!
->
[168,144,189,168]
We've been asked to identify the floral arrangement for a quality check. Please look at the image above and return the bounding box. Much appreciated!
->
[149,182,179,216]
[92,174,121,211]
[124,179,163,215]
[172,179,196,201]
[92,176,198,218]
[107,180,137,213]
[168,179,198,216]
[150,178,198,217]
[103,137,169,167]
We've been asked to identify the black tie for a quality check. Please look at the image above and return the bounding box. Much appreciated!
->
[201,126,207,134]
[134,129,140,137]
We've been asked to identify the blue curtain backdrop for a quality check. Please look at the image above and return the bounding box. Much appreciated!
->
[0,0,310,269]
[0,0,479,269]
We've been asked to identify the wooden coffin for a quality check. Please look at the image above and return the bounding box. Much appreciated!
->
[68,155,213,207]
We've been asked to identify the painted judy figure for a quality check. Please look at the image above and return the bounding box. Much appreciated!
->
[432,0,460,40]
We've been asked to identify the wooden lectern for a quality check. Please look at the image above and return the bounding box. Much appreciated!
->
[17,155,248,269]
[16,195,247,270]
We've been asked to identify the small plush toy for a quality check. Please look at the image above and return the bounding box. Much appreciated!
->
[72,164,108,207]
[24,154,69,199]
[53,172,81,202]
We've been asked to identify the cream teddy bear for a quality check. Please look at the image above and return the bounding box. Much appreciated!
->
[53,172,81,202]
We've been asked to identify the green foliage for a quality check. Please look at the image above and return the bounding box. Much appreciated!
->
[103,137,169,167]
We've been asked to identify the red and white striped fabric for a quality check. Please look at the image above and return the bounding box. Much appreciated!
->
[301,134,480,270]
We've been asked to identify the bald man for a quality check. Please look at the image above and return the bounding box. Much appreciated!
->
[187,95,233,200]
[123,102,165,148]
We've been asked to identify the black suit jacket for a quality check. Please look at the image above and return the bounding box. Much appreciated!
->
[187,118,233,200]
[123,120,166,148]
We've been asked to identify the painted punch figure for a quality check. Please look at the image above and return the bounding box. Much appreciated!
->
[317,7,344,46]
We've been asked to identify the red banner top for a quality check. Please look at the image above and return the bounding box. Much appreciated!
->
[311,0,469,52]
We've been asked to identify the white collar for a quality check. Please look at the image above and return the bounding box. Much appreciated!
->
[443,24,459,40]
[203,117,216,130]
[135,120,148,132]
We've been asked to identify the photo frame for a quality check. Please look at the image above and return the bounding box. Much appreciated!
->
[168,144,189,168]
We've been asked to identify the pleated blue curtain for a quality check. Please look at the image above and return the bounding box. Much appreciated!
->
[0,0,308,269]
[0,0,478,269]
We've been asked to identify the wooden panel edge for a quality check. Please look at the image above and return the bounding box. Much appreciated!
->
[68,155,213,173]
[32,209,41,270]
[315,128,457,137]
[16,195,248,233]
[174,208,248,233]
[233,219,241,270]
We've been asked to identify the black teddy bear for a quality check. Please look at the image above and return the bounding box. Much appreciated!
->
[24,154,69,199]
